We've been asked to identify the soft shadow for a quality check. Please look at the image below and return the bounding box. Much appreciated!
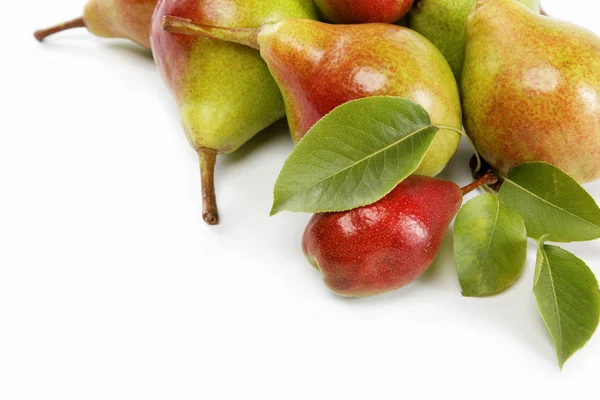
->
[422,231,454,281]
[476,293,556,363]
[349,283,422,305]
[438,138,475,187]
[457,249,557,364]
[105,41,154,63]
[220,118,292,167]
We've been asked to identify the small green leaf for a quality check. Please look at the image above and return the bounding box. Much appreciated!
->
[498,162,600,242]
[270,97,438,215]
[453,194,527,297]
[534,238,600,368]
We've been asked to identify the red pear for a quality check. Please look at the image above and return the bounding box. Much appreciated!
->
[314,0,414,24]
[302,175,464,297]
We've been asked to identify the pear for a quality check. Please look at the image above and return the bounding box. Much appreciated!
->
[34,0,158,48]
[162,18,462,177]
[151,0,319,225]
[314,0,414,24]
[408,0,540,79]
[462,0,600,183]
[303,175,463,297]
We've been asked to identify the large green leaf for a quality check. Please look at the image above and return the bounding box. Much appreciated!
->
[453,194,528,297]
[534,237,600,368]
[498,162,600,242]
[270,97,438,215]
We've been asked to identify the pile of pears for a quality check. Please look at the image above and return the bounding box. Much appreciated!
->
[36,0,600,296]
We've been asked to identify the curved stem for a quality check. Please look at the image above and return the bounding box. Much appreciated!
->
[199,148,219,225]
[34,17,86,42]
[461,172,499,196]
[162,16,260,49]
[435,124,482,174]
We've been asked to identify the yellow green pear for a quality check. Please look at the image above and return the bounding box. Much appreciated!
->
[151,0,319,225]
[461,0,600,183]
[409,0,540,79]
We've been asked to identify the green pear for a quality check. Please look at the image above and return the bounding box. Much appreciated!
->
[409,0,540,79]
[34,0,157,48]
[151,0,318,225]
[461,0,600,183]
[162,18,462,177]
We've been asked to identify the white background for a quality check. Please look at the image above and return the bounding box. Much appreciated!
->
[1,1,599,399]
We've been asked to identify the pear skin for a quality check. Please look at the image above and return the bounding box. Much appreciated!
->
[314,0,414,24]
[163,18,463,177]
[461,0,600,183]
[34,0,157,48]
[409,0,540,79]
[152,0,319,224]
[303,176,463,297]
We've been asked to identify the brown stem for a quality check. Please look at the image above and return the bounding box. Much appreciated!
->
[162,16,261,49]
[199,148,219,225]
[461,172,499,196]
[34,17,87,42]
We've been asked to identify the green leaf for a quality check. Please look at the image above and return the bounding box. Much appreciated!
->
[453,194,528,297]
[270,97,439,215]
[534,237,600,368]
[498,162,600,242]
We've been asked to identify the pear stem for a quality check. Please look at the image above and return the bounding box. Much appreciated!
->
[461,172,499,196]
[199,148,219,225]
[34,17,86,42]
[162,16,261,50]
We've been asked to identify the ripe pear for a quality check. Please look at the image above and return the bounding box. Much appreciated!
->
[462,0,600,183]
[408,0,540,79]
[151,0,319,225]
[162,18,462,177]
[302,175,463,297]
[314,0,414,24]
[34,0,158,48]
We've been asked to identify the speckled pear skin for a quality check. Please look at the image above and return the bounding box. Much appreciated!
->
[151,0,319,154]
[409,0,540,79]
[302,176,463,298]
[84,0,157,47]
[257,20,462,176]
[461,0,600,183]
[314,0,414,24]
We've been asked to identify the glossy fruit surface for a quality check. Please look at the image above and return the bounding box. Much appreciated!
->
[258,20,462,177]
[462,0,600,183]
[314,0,414,24]
[161,16,463,177]
[303,176,463,297]
[409,0,540,79]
